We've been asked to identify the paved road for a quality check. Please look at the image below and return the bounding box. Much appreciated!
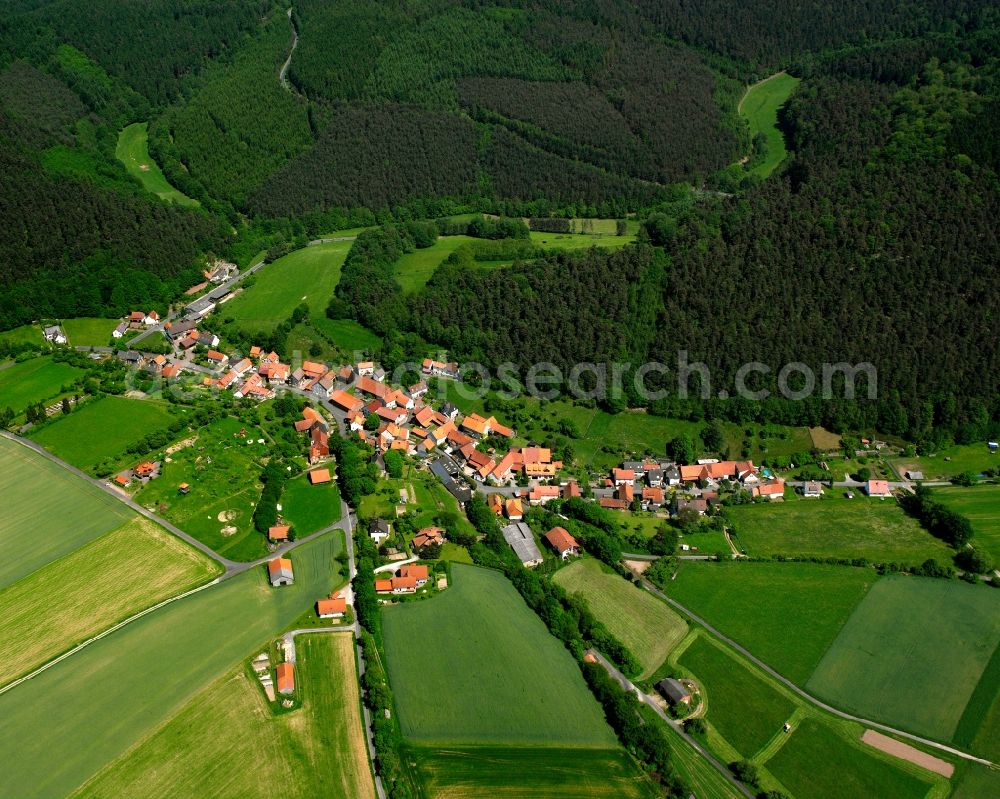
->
[638,578,998,768]
[585,648,754,799]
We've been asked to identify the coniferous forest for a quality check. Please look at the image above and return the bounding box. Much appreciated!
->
[0,0,998,444]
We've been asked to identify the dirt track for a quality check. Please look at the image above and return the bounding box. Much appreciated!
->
[861,730,954,777]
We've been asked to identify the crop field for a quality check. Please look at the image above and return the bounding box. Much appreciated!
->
[74,633,374,799]
[115,122,198,206]
[0,532,344,799]
[665,727,743,799]
[725,496,954,564]
[404,745,658,799]
[61,317,121,346]
[764,719,933,799]
[953,641,1000,761]
[553,558,686,678]
[952,763,1000,799]
[382,563,615,747]
[281,473,342,536]
[0,518,219,687]
[891,443,1000,481]
[31,396,177,471]
[665,562,874,685]
[807,576,1000,741]
[934,484,1000,563]
[224,240,352,332]
[137,416,269,561]
[0,437,133,589]
[738,71,800,177]
[0,355,84,415]
[677,635,796,758]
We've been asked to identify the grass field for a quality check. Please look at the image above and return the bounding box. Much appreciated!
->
[136,416,269,561]
[281,473,342,536]
[678,634,797,758]
[953,640,1000,761]
[892,443,1000,481]
[0,518,219,687]
[553,558,686,678]
[383,563,615,746]
[934,484,1000,564]
[115,122,198,206]
[738,71,800,177]
[527,230,635,251]
[404,745,659,799]
[74,633,374,799]
[0,355,84,415]
[0,437,133,589]
[224,240,352,332]
[952,763,1000,799]
[665,728,743,799]
[0,324,44,346]
[0,532,344,799]
[764,718,933,799]
[31,396,177,471]
[310,316,381,354]
[394,235,480,293]
[725,495,954,564]
[61,317,121,347]
[665,562,875,685]
[807,576,1000,741]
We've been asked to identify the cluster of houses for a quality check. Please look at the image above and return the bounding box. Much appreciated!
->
[203,346,292,401]
[112,310,160,339]
[375,563,430,595]
[499,522,579,567]
[115,351,186,379]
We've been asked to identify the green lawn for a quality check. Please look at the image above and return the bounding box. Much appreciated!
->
[394,235,480,293]
[738,71,800,177]
[934,484,1000,564]
[61,317,121,347]
[764,718,933,799]
[224,240,352,332]
[281,473,342,536]
[664,562,875,685]
[0,324,44,346]
[0,532,344,799]
[725,495,954,564]
[135,416,269,561]
[0,355,84,415]
[309,316,381,355]
[31,396,177,472]
[74,633,375,799]
[677,634,797,758]
[404,745,659,799]
[553,558,687,678]
[115,122,198,206]
[0,518,219,688]
[807,576,1000,741]
[892,443,1000,481]
[382,563,616,747]
[953,639,1000,761]
[0,436,133,589]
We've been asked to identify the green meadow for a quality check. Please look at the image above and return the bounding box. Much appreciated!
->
[891,442,1000,481]
[0,355,84,415]
[31,396,177,471]
[807,576,1000,742]
[0,532,344,799]
[281,473,343,535]
[934,484,1000,563]
[0,436,133,589]
[0,324,44,347]
[738,71,800,177]
[115,122,198,206]
[61,317,121,346]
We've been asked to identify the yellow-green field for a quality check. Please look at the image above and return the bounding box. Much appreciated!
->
[934,484,1000,563]
[115,122,198,206]
[73,633,375,799]
[61,317,121,347]
[738,71,800,177]
[0,354,85,416]
[554,558,686,678]
[0,517,220,687]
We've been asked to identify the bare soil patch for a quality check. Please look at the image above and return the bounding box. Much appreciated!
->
[860,730,954,777]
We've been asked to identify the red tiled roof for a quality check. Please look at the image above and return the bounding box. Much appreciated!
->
[268,525,290,541]
[276,661,294,693]
[545,526,579,553]
[308,469,332,484]
[317,597,347,616]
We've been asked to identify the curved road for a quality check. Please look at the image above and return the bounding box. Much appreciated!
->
[639,577,997,768]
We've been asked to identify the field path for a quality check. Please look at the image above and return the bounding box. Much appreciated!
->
[641,579,997,768]
[279,7,298,92]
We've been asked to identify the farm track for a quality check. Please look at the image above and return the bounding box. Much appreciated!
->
[279,7,299,94]
[640,578,998,768]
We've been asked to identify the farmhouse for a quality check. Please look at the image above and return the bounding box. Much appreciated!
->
[268,557,294,586]
[391,575,418,594]
[399,564,429,586]
[505,497,524,521]
[544,526,579,559]
[369,519,391,545]
[655,678,692,706]
[865,479,893,498]
[752,479,786,500]
[276,662,295,695]
[803,480,824,497]
[113,473,131,488]
[412,526,445,550]
[375,578,394,593]
[317,596,347,618]
[502,522,543,567]
[268,525,290,542]
[598,497,628,510]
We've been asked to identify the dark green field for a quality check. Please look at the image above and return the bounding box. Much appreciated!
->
[934,484,1000,564]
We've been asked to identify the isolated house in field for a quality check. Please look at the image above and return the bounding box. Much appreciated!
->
[544,526,579,559]
[656,678,692,706]
[268,525,290,542]
[802,480,824,498]
[502,522,543,567]
[113,473,131,488]
[316,596,346,618]
[865,479,892,498]
[276,662,294,695]
[134,461,158,480]
[268,557,294,586]
[369,519,391,545]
